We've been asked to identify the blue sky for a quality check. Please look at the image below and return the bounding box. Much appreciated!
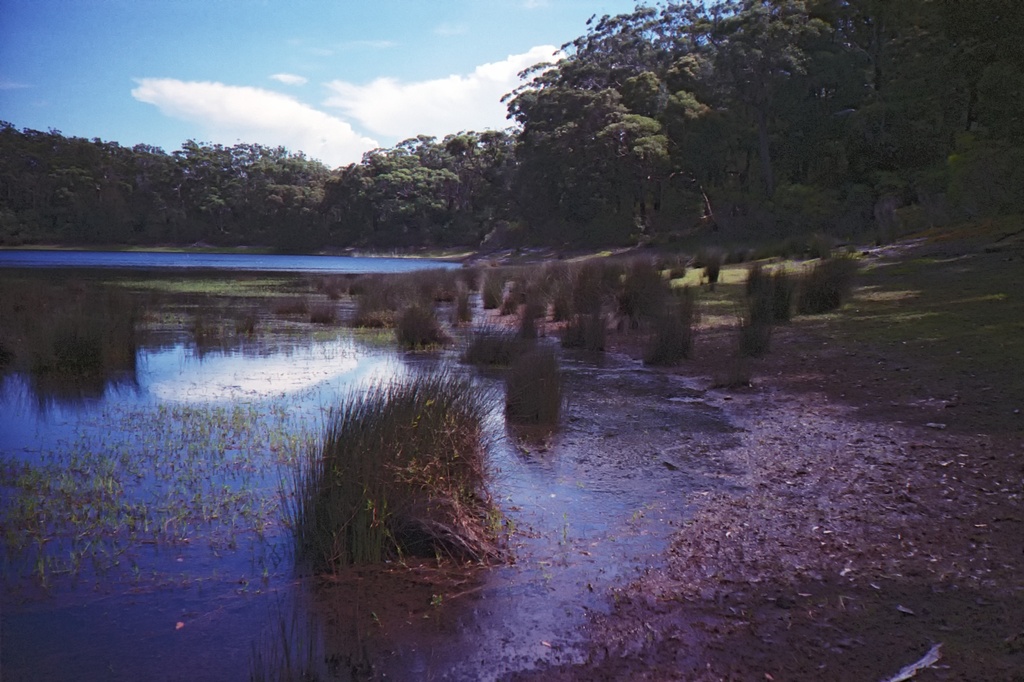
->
[0,0,638,168]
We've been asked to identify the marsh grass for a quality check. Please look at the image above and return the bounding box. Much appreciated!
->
[452,284,473,325]
[463,327,530,366]
[395,304,449,349]
[618,258,670,328]
[643,288,698,365]
[482,272,505,310]
[798,257,858,314]
[234,312,259,337]
[308,304,337,325]
[273,298,310,316]
[289,372,499,572]
[0,279,141,403]
[560,313,607,351]
[505,347,563,426]
[1,399,309,587]
[696,249,724,289]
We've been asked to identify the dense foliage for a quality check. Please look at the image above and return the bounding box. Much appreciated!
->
[2,0,1021,250]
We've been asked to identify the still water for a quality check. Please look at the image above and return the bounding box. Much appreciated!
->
[0,266,734,681]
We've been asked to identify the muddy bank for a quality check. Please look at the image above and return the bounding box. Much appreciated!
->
[509,251,1024,680]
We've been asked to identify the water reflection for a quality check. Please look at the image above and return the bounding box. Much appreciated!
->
[0,276,140,408]
[144,340,360,402]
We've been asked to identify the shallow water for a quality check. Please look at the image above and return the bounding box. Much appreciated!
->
[0,270,739,681]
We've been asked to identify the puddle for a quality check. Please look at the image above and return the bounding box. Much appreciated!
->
[0,273,741,681]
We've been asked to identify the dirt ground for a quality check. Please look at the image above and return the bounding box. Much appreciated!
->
[510,241,1024,680]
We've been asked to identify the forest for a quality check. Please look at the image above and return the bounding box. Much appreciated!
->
[1,0,1021,251]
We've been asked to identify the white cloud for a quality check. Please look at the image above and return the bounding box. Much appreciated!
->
[0,79,31,90]
[131,78,378,167]
[270,73,308,86]
[323,45,558,140]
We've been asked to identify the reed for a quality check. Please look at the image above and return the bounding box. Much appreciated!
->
[289,372,499,572]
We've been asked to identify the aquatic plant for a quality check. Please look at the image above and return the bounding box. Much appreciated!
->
[308,303,337,325]
[272,298,310,316]
[452,283,473,325]
[395,303,449,349]
[643,287,698,365]
[463,327,530,366]
[618,258,670,328]
[797,256,858,314]
[560,313,606,352]
[505,347,563,425]
[289,372,499,572]
[481,272,505,310]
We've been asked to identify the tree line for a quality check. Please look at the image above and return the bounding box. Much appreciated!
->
[2,0,1021,251]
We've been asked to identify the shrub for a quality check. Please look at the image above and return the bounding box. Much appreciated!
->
[289,372,499,572]
[463,327,530,366]
[505,347,563,426]
[560,313,606,352]
[643,287,698,365]
[797,257,858,315]
[807,233,835,260]
[395,304,448,349]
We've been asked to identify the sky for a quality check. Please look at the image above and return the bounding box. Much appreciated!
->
[0,0,638,168]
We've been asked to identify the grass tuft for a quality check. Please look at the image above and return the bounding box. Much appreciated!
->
[395,304,448,349]
[505,347,563,426]
[289,372,499,572]
[643,287,698,365]
[463,327,530,366]
[797,257,858,315]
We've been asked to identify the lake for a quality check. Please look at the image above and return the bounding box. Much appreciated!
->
[0,249,459,273]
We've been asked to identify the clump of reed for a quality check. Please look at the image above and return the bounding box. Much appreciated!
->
[289,372,499,572]
[617,258,670,329]
[452,284,473,326]
[0,278,140,405]
[572,261,610,316]
[560,312,607,351]
[505,347,563,426]
[518,288,547,340]
[234,312,259,337]
[463,327,530,366]
[696,249,724,289]
[308,304,337,325]
[272,298,310,316]
[395,304,448,349]
[739,268,774,358]
[797,257,858,315]
[351,276,405,328]
[643,287,698,365]
[481,272,506,310]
